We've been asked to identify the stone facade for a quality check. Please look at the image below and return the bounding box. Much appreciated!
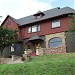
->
[43,46,66,54]
[41,32,67,54]
[45,32,66,48]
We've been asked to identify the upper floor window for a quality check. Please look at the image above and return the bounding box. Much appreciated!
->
[37,24,40,31]
[28,24,40,33]
[36,15,41,19]
[32,25,37,32]
[28,27,31,33]
[48,37,62,48]
[52,20,60,28]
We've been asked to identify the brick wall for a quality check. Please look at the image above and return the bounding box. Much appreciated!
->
[43,46,66,54]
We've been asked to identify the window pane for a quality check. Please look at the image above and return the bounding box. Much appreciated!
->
[32,25,37,32]
[49,37,62,48]
[37,15,41,19]
[52,20,60,28]
[50,37,62,42]
[37,24,40,31]
[28,27,31,33]
[50,42,62,47]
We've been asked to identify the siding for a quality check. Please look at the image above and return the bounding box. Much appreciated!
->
[2,16,20,40]
[19,16,71,40]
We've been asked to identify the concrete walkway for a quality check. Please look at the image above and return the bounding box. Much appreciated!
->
[6,57,23,64]
[0,57,23,64]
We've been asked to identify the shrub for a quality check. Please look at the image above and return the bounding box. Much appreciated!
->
[21,57,25,61]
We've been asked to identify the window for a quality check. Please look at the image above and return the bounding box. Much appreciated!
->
[37,15,41,19]
[48,37,62,48]
[28,27,31,33]
[32,25,37,32]
[52,20,60,28]
[37,24,40,31]
[11,44,14,52]
[28,24,40,33]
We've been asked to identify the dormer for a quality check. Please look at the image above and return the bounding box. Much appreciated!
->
[33,11,45,19]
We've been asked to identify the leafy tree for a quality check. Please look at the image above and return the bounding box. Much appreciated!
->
[69,13,75,32]
[0,26,18,56]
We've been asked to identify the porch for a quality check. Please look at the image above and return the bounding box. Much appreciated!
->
[23,34,66,56]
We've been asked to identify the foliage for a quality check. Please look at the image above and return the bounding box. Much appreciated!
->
[69,13,75,32]
[0,53,75,75]
[23,41,30,51]
[0,26,18,55]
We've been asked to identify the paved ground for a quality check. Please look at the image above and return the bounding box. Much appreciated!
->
[6,57,23,64]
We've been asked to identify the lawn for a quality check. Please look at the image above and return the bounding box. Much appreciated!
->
[0,53,75,75]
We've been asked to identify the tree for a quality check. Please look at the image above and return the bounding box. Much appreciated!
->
[0,26,18,56]
[69,13,75,32]
[0,16,2,23]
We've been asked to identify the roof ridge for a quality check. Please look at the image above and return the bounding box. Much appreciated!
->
[2,6,74,26]
[17,6,74,20]
[17,7,60,20]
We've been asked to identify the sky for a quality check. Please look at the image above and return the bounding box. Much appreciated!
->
[0,0,75,24]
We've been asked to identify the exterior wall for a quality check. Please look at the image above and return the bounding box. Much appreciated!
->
[1,15,73,56]
[19,16,71,40]
[2,17,18,30]
[2,16,20,40]
[2,44,23,58]
[45,32,66,48]
[43,46,66,54]
[65,32,75,52]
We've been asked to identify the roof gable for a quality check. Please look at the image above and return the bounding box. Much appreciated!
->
[1,15,18,26]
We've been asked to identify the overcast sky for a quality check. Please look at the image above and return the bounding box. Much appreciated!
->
[0,0,75,24]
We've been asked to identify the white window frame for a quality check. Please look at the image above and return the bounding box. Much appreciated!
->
[52,20,60,28]
[37,24,40,31]
[28,24,40,33]
[28,27,31,33]
[37,15,41,19]
[48,37,62,48]
[11,44,14,52]
[32,25,37,32]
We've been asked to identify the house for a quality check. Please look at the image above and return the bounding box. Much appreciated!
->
[1,6,75,57]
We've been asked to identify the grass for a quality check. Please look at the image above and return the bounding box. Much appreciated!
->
[0,53,75,75]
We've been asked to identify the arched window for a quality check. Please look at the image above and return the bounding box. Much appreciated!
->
[48,37,62,48]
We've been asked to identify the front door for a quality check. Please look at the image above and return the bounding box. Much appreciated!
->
[34,40,42,51]
[28,40,43,56]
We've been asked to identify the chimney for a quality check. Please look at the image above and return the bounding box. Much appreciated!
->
[58,7,60,9]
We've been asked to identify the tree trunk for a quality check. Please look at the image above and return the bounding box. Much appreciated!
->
[0,47,4,57]
[1,50,3,56]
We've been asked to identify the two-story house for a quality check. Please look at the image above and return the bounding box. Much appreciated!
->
[1,6,75,57]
